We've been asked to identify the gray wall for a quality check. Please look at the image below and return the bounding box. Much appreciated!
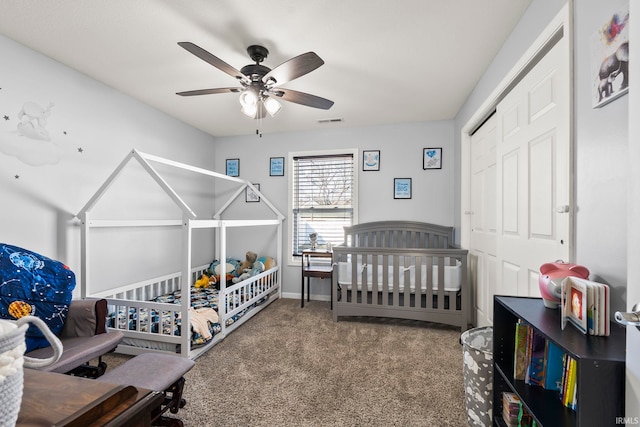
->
[214,121,456,299]
[454,0,629,312]
[0,34,217,293]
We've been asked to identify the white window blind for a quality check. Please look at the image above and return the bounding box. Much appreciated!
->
[292,153,354,256]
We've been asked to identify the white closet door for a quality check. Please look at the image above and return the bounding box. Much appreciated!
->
[470,114,497,326]
[495,37,571,298]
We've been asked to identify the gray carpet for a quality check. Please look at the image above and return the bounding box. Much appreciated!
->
[103,298,467,426]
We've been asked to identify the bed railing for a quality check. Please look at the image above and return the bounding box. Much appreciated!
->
[92,265,280,358]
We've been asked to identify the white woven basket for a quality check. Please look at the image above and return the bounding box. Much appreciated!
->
[0,321,28,426]
[0,316,63,426]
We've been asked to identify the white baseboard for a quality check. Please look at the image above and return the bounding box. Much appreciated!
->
[281,291,331,302]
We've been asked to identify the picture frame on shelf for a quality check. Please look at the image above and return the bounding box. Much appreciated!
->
[269,157,285,176]
[362,150,380,171]
[394,178,412,199]
[423,148,442,170]
[245,183,261,203]
[226,158,240,177]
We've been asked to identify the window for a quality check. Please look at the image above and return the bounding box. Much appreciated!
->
[289,149,358,260]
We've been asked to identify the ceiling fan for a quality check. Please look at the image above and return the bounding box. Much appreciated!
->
[176,42,334,119]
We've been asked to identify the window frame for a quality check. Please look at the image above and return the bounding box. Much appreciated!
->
[287,148,359,266]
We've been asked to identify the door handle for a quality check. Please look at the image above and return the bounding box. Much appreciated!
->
[614,302,640,331]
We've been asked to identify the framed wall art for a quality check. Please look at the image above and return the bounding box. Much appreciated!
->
[246,183,261,203]
[394,178,412,199]
[362,150,380,171]
[591,9,629,108]
[226,158,240,177]
[270,157,285,176]
[423,148,442,170]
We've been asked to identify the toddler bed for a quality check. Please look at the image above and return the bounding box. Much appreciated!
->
[332,221,470,331]
[95,259,279,359]
[78,149,284,359]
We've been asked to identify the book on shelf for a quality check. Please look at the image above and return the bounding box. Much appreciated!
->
[561,355,578,410]
[543,340,565,391]
[513,320,530,381]
[524,328,546,387]
[510,320,580,411]
[502,392,520,426]
[561,276,610,336]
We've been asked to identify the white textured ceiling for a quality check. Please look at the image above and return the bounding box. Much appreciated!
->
[0,0,531,137]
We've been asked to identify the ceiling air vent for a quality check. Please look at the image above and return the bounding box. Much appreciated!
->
[318,118,343,124]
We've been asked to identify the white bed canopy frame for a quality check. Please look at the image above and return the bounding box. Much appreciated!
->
[77,149,284,358]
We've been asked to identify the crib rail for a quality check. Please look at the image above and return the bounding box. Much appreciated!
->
[332,246,468,330]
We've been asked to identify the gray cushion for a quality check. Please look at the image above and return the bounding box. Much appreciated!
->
[26,330,124,373]
[97,353,195,391]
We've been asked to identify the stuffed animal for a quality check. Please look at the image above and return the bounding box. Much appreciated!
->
[539,261,590,308]
[237,251,258,274]
[258,256,276,271]
[195,270,216,288]
[232,260,265,284]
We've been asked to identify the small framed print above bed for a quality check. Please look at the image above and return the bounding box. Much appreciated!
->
[394,178,411,199]
[246,183,261,202]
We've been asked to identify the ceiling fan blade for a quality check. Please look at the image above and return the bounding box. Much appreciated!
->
[272,88,334,110]
[262,52,324,87]
[178,42,250,85]
[176,87,243,96]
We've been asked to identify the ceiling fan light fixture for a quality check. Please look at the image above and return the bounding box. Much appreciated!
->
[263,96,282,117]
[239,89,258,109]
[241,103,258,118]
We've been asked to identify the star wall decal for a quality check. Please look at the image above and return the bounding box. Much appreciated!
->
[3,115,9,121]
[14,174,20,179]
[77,147,83,153]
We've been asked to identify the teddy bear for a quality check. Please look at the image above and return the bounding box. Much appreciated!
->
[232,260,265,284]
[237,251,258,275]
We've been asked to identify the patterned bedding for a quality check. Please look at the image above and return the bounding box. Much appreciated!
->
[107,286,269,347]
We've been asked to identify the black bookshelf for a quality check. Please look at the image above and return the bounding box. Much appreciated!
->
[493,296,625,427]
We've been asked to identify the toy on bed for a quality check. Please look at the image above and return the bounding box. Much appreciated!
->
[194,269,216,288]
[231,252,276,284]
[209,258,240,287]
[0,243,75,352]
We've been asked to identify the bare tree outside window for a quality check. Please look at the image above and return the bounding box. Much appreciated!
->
[293,154,354,255]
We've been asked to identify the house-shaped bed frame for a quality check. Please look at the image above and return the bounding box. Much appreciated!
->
[77,149,284,359]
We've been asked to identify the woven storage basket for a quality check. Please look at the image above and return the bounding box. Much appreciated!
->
[0,321,28,426]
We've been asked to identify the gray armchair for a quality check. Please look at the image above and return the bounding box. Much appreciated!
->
[24,298,124,377]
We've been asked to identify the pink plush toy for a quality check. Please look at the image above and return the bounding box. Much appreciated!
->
[539,261,590,308]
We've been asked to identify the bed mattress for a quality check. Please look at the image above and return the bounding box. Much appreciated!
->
[337,260,462,292]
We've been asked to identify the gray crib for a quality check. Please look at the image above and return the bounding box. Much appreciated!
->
[331,221,470,331]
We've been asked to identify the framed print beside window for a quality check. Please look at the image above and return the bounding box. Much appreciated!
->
[226,158,240,177]
[394,178,412,199]
[270,157,285,176]
[362,150,380,171]
[246,183,260,203]
[423,148,442,170]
